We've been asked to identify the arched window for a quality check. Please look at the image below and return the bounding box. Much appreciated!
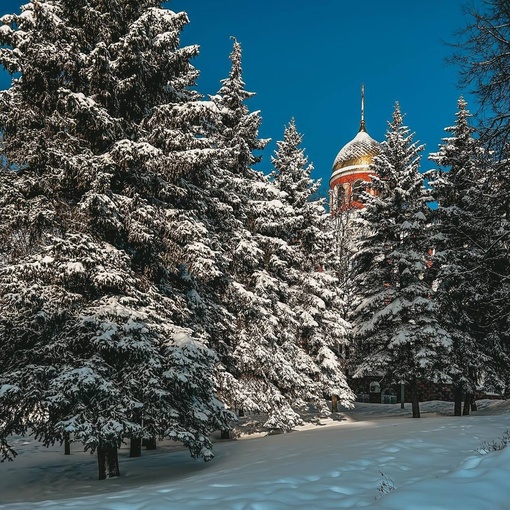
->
[336,185,346,208]
[351,179,366,203]
[330,184,346,212]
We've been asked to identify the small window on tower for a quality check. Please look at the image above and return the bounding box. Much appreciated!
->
[351,179,366,203]
[330,185,346,212]
[336,185,346,208]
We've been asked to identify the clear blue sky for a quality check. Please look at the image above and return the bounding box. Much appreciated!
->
[1,1,477,194]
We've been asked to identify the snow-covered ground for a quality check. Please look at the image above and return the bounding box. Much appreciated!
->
[1,400,510,509]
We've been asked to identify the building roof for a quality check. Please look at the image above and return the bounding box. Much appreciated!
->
[332,128,381,173]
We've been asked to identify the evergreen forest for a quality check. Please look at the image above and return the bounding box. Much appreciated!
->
[0,0,508,480]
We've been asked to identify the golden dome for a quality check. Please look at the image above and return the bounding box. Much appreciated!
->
[330,84,381,188]
[329,86,381,212]
[331,128,380,174]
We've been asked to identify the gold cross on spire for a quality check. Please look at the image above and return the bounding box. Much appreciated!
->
[359,83,366,132]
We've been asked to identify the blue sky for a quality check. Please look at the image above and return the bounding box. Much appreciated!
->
[1,1,476,194]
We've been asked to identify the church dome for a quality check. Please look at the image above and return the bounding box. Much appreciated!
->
[329,85,381,212]
[332,125,380,174]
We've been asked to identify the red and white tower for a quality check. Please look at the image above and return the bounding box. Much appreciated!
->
[329,85,381,213]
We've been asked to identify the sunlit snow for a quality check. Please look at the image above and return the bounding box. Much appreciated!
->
[1,400,510,509]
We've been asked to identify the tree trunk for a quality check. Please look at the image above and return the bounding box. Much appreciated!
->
[107,446,120,477]
[410,379,420,418]
[454,385,463,416]
[97,445,120,479]
[463,392,472,415]
[97,446,106,480]
[129,437,142,458]
[331,394,338,413]
[220,429,230,439]
[64,437,70,456]
[471,397,478,412]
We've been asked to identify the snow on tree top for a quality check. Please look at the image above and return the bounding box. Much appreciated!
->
[332,130,380,170]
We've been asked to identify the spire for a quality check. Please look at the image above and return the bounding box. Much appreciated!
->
[359,83,366,132]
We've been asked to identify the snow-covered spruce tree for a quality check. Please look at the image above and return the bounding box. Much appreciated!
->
[429,97,508,413]
[270,119,353,414]
[489,154,510,396]
[327,197,368,388]
[350,103,450,418]
[475,154,510,399]
[207,39,308,431]
[0,1,230,478]
[188,39,351,431]
[159,37,287,432]
[145,37,264,436]
[245,156,341,427]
